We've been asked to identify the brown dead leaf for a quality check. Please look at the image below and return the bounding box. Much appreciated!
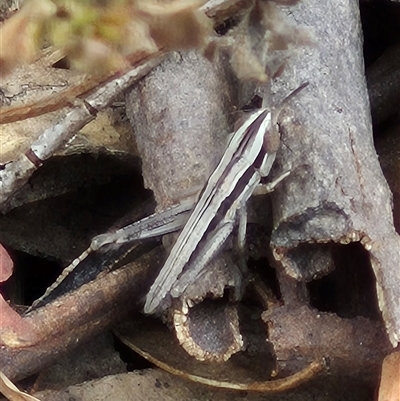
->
[0,244,13,282]
[0,246,35,347]
[114,314,325,393]
[32,368,376,401]
[0,0,213,77]
[0,371,40,401]
[0,296,37,347]
[0,240,37,349]
[0,0,56,77]
[378,351,400,401]
[136,0,212,51]
[0,48,87,158]
[225,0,311,82]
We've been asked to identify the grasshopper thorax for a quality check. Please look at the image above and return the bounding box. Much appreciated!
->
[263,118,280,154]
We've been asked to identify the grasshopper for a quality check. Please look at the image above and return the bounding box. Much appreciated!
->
[29,82,308,314]
[144,82,308,313]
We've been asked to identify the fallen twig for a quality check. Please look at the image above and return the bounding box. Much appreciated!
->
[0,54,164,213]
[0,245,164,382]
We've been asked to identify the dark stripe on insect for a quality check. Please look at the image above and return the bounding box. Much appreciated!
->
[186,151,265,267]
[229,110,269,166]
[193,110,269,227]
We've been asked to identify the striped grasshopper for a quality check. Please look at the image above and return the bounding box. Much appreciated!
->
[29,82,308,313]
[144,82,308,313]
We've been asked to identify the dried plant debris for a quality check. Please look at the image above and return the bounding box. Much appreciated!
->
[114,313,326,393]
[28,241,157,311]
[261,0,400,346]
[0,0,21,21]
[0,55,162,212]
[202,0,254,24]
[173,298,243,363]
[0,0,310,212]
[125,50,235,209]
[218,0,311,82]
[0,0,309,211]
[0,0,397,398]
[0,0,215,162]
[0,48,74,113]
[0,371,40,401]
[263,305,391,381]
[0,245,163,367]
[0,244,13,282]
[170,251,246,362]
[31,333,126,392]
[0,0,56,77]
[32,368,378,401]
[0,0,310,125]
[378,351,400,401]
[0,153,148,260]
[0,245,40,347]
[0,47,131,126]
[0,0,213,77]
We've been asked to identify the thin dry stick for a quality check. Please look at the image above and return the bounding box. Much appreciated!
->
[0,54,164,213]
[0,0,247,126]
[0,0,248,213]
[0,246,164,382]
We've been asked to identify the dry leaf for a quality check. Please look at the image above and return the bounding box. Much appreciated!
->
[0,0,56,76]
[0,0,212,76]
[136,0,212,51]
[0,242,37,348]
[114,314,325,392]
[0,296,37,347]
[0,244,13,282]
[0,371,41,401]
[378,351,400,401]
[223,0,311,82]
[0,245,35,347]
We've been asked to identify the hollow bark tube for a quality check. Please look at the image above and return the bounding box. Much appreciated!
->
[125,51,236,209]
[263,0,400,346]
[125,50,243,361]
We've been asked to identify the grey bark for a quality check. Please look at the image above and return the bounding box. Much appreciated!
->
[125,50,244,360]
[126,51,236,209]
[263,0,400,346]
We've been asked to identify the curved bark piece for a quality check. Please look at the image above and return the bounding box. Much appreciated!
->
[261,0,400,346]
[263,305,391,382]
[125,50,235,209]
[125,50,241,360]
[173,299,243,363]
[115,314,326,393]
[172,252,245,362]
